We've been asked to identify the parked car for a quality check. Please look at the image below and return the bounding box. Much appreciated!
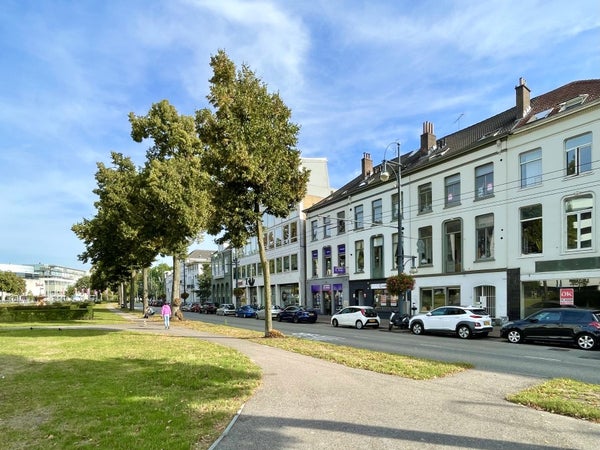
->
[388,311,410,330]
[180,304,191,312]
[201,302,217,314]
[235,305,257,318]
[216,304,236,316]
[189,303,202,313]
[331,306,380,329]
[255,305,282,320]
[409,306,493,339]
[277,306,318,323]
[500,308,600,350]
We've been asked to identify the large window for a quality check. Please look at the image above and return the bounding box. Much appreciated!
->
[354,205,364,230]
[311,250,318,277]
[520,148,542,188]
[444,173,461,207]
[475,163,494,199]
[565,194,593,250]
[371,235,384,279]
[323,246,332,276]
[565,133,591,176]
[290,221,298,243]
[355,240,364,272]
[475,214,494,260]
[337,211,346,234]
[418,226,432,265]
[323,215,332,238]
[520,204,543,254]
[444,219,462,273]
[311,220,318,241]
[372,199,383,224]
[418,183,432,213]
[391,192,402,221]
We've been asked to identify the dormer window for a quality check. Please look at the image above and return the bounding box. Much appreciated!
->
[559,94,588,112]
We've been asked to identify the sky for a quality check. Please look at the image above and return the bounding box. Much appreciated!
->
[1,0,599,271]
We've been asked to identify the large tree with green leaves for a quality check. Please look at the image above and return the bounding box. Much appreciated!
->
[72,152,157,309]
[0,270,26,300]
[196,50,310,336]
[129,100,212,319]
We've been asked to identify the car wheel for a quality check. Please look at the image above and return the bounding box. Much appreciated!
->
[506,329,522,344]
[278,315,282,322]
[388,321,393,331]
[355,320,364,329]
[457,325,472,339]
[293,316,299,323]
[577,333,596,350]
[332,319,339,327]
[411,322,423,335]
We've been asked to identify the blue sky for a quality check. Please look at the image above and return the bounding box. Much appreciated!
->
[1,0,599,270]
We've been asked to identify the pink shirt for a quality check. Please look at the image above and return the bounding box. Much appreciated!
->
[161,304,171,316]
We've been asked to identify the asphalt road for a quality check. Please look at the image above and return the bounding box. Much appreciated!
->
[182,311,600,385]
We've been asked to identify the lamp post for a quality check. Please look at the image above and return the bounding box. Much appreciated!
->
[380,142,417,314]
[380,142,403,276]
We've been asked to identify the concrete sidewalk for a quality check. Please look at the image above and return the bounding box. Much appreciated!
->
[116,311,599,449]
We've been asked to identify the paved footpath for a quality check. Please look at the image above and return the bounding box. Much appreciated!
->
[113,312,600,450]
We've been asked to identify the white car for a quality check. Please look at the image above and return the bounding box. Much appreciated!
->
[409,306,493,339]
[255,305,282,320]
[216,304,236,316]
[331,306,380,329]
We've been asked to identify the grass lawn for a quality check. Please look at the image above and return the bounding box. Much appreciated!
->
[0,305,261,450]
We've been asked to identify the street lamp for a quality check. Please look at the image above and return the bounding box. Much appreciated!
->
[380,142,418,314]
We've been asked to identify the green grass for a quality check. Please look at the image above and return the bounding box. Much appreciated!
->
[507,378,600,423]
[0,324,260,449]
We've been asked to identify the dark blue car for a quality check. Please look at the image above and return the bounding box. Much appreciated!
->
[235,305,257,318]
[277,306,318,323]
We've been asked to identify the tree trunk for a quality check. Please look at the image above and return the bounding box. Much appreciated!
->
[142,267,149,311]
[256,219,273,336]
[129,269,136,310]
[171,255,183,320]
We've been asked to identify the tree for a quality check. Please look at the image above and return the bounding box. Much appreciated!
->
[196,263,212,301]
[129,100,212,319]
[0,270,26,300]
[196,50,310,336]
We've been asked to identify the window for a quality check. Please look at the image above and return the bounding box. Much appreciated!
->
[520,149,542,188]
[276,257,282,273]
[444,219,462,273]
[323,246,332,276]
[565,194,593,250]
[521,204,543,254]
[311,250,318,277]
[268,230,275,249]
[475,163,494,198]
[290,221,298,243]
[372,199,383,224]
[475,214,494,260]
[371,235,384,279]
[565,133,592,176]
[355,240,364,272]
[354,205,364,229]
[291,253,298,271]
[474,285,496,318]
[418,226,432,265]
[283,255,290,272]
[283,224,290,244]
[275,226,283,247]
[337,211,346,234]
[391,192,402,221]
[311,220,318,241]
[418,183,432,213]
[337,244,346,273]
[444,173,461,206]
[323,216,331,238]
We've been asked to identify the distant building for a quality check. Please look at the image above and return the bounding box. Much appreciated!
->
[0,263,88,302]
[164,249,214,304]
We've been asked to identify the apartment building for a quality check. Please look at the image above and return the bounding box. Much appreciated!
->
[305,79,600,320]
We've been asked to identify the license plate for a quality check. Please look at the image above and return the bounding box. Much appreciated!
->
[308,312,315,316]
[484,320,491,326]
[367,319,377,323]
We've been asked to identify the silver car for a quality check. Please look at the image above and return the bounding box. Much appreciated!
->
[255,305,282,319]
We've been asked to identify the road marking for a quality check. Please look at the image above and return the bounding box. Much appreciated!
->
[521,355,562,362]
[291,332,344,342]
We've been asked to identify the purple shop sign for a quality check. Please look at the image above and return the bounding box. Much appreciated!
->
[334,266,346,274]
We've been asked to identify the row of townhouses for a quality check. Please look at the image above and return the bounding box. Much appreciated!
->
[211,78,600,321]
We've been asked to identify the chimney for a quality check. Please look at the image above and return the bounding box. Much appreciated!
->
[515,77,531,119]
[420,121,436,153]
[361,152,373,178]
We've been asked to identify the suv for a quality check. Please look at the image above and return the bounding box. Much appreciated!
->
[409,306,493,339]
[201,302,217,314]
[501,308,600,350]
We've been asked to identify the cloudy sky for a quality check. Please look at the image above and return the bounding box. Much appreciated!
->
[1,0,598,270]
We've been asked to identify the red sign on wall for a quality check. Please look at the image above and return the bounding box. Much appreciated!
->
[559,288,574,306]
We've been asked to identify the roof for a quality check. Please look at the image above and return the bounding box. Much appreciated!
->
[305,79,600,213]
